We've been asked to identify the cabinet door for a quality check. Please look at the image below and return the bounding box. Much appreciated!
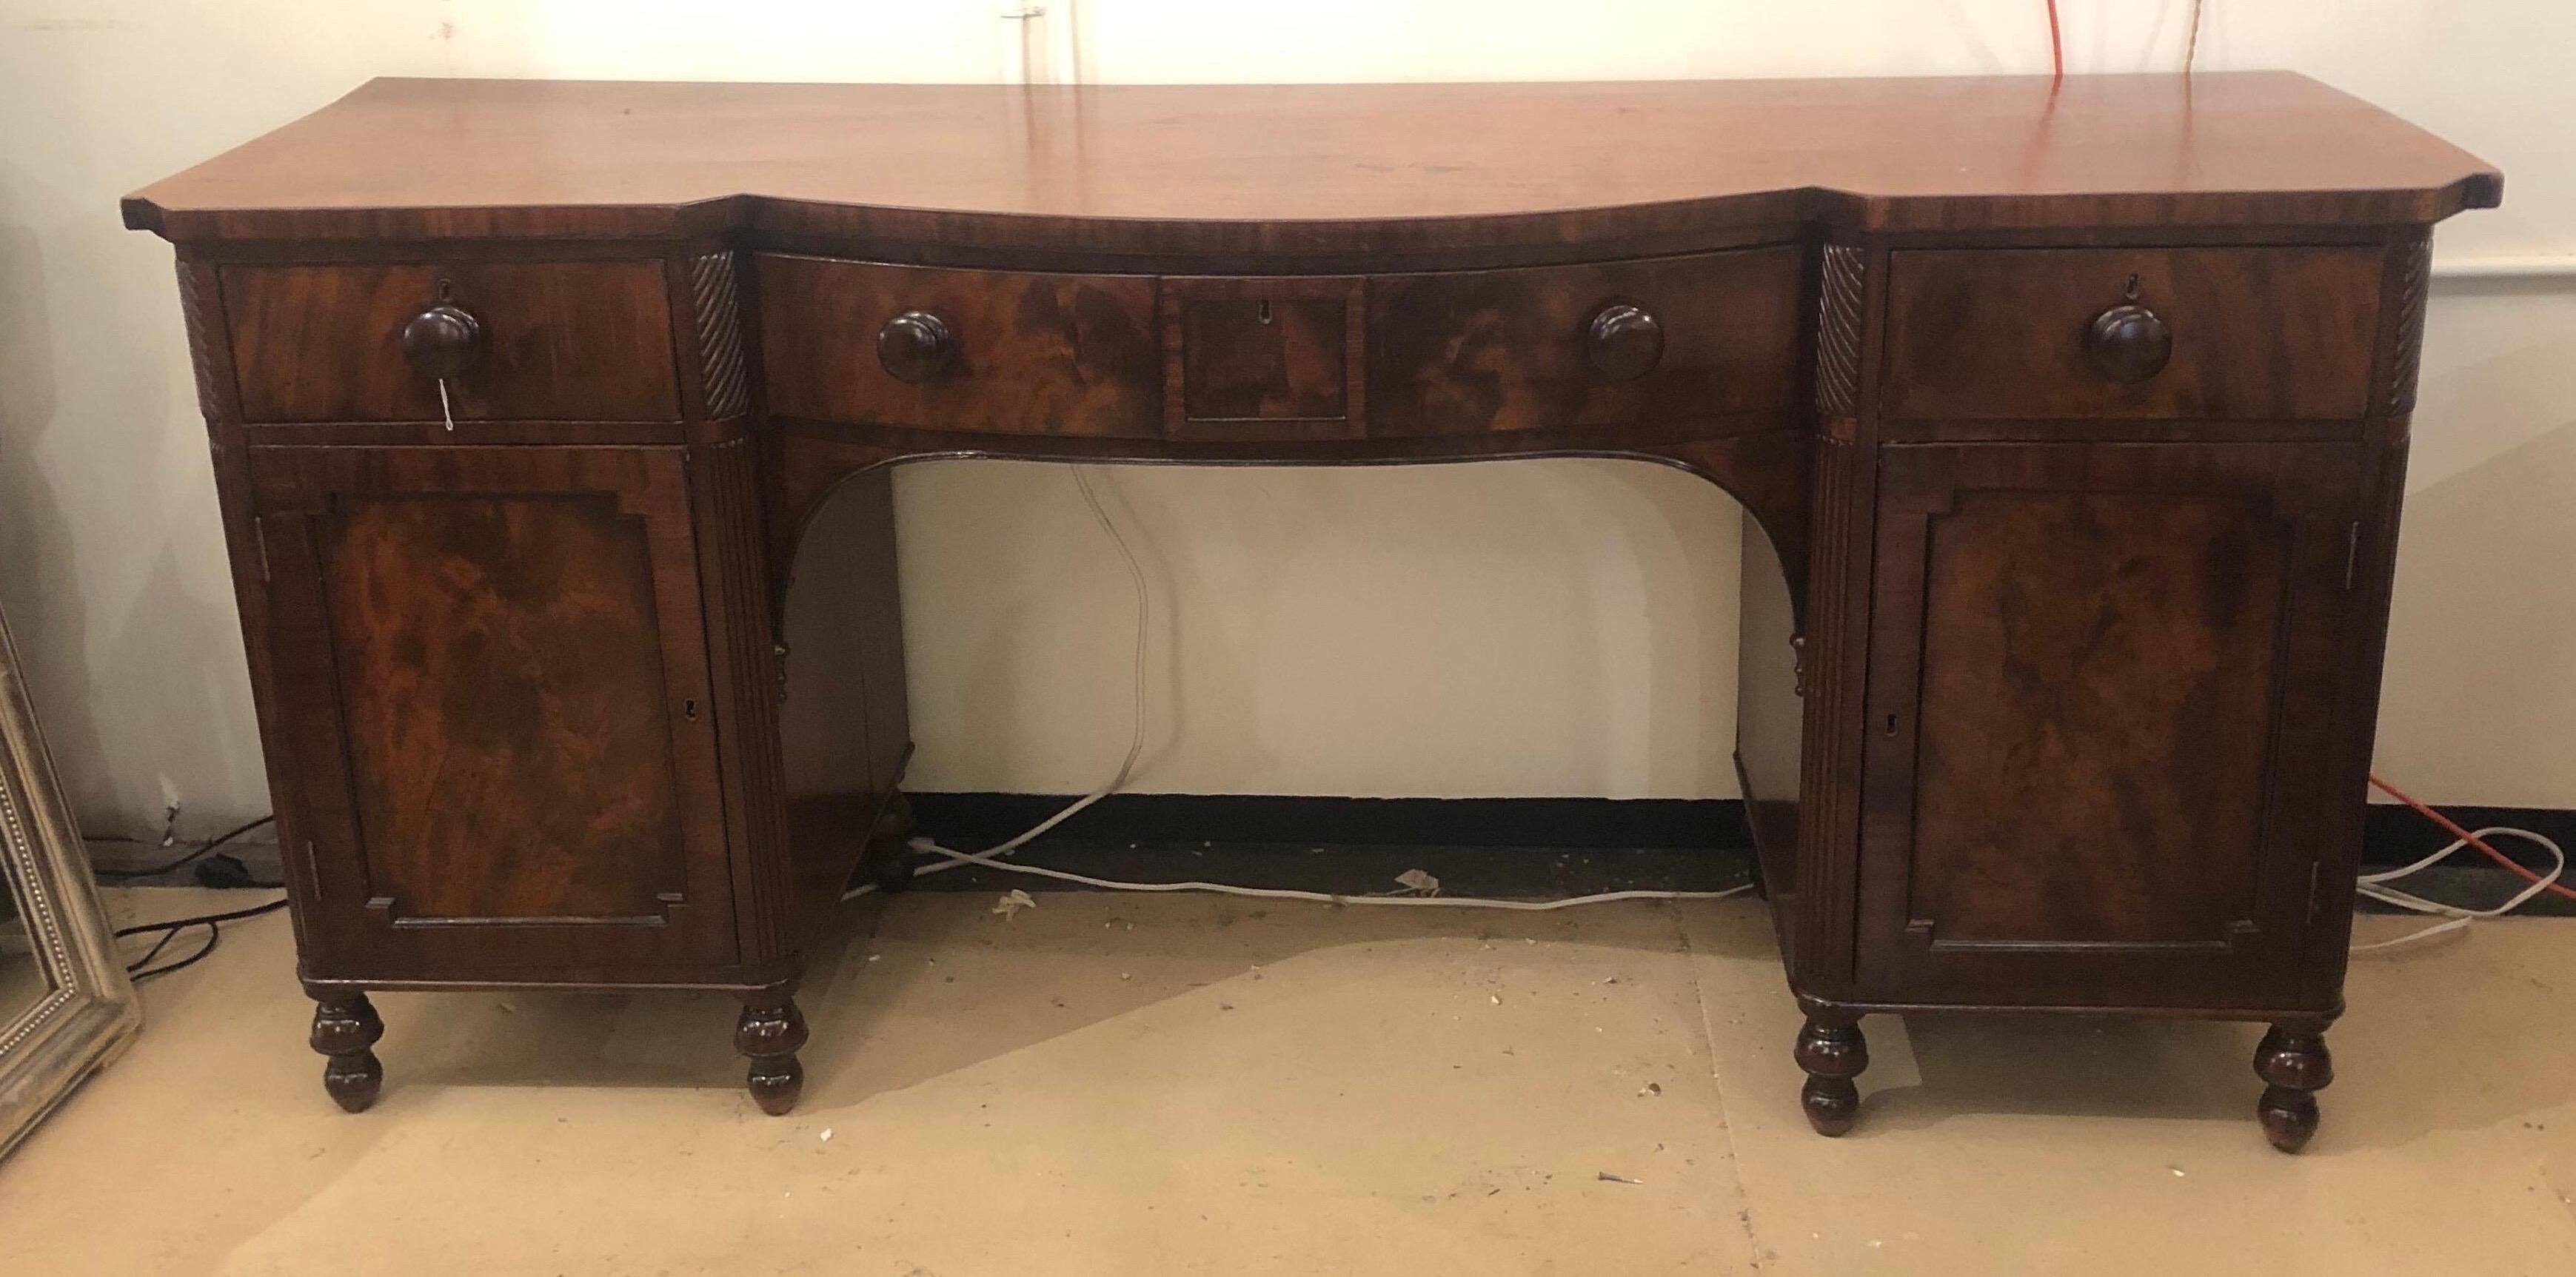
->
[1856,443,2360,1010]
[249,446,736,982]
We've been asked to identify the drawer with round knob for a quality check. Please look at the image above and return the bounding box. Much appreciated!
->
[756,255,1163,438]
[218,261,680,423]
[1364,247,1804,437]
[1881,247,2386,422]
[1162,275,1365,441]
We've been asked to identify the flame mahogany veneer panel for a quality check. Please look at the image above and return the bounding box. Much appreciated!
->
[1857,443,2364,1010]
[245,445,738,981]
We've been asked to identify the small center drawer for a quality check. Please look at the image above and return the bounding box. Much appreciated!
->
[1881,247,2386,422]
[220,261,680,423]
[1165,275,1365,440]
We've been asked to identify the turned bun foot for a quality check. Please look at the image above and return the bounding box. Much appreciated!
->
[746,1055,805,1116]
[310,992,386,1113]
[737,990,809,1116]
[322,1050,385,1113]
[2253,1023,2333,1153]
[2258,1085,2320,1153]
[1793,1013,1869,1137]
[864,791,917,894]
[1800,1075,1861,1136]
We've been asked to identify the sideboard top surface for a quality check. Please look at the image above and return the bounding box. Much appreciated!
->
[124,73,2498,252]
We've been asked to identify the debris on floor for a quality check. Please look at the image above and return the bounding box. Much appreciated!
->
[991,888,1038,919]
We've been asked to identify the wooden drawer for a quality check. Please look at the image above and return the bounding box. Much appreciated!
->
[1163,275,1365,441]
[757,255,1162,437]
[221,261,680,423]
[1365,248,1803,436]
[1881,247,2385,422]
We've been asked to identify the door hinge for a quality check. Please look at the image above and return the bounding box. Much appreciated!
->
[253,516,272,583]
[2341,522,2361,591]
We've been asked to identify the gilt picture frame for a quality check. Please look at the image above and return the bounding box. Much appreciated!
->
[0,603,139,1162]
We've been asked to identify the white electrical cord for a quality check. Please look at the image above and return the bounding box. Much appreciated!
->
[901,852,1749,911]
[2349,825,2566,953]
[841,464,1751,912]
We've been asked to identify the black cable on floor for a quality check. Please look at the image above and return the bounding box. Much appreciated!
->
[109,813,289,983]
[96,814,275,881]
[118,895,289,982]
[127,923,225,982]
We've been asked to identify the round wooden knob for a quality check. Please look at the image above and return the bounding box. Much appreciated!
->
[1585,302,1665,381]
[400,304,485,381]
[877,310,957,383]
[2084,303,2172,384]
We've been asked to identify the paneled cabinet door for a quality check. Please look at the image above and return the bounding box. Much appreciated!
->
[247,446,738,982]
[1856,443,2362,1010]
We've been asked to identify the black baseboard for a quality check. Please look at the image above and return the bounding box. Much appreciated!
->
[907,792,1752,852]
[901,793,1758,898]
[2361,801,2576,916]
[920,792,2575,862]
[2363,801,2575,870]
[909,791,2576,908]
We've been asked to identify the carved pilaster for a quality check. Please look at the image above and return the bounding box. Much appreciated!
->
[174,258,225,420]
[690,251,750,420]
[1815,244,1867,418]
[2386,237,2432,417]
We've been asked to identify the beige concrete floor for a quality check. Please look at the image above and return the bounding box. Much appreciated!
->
[2,887,2573,1275]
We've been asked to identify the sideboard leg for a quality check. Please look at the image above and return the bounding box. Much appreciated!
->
[737,985,809,1116]
[1793,1008,1869,1136]
[863,790,917,894]
[309,991,385,1113]
[2253,1022,2334,1153]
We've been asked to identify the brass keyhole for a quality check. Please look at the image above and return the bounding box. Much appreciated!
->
[1257,299,1274,325]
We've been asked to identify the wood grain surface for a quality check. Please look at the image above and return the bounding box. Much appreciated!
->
[126,75,2498,251]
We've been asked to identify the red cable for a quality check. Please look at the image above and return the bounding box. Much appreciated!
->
[2045,0,2064,85]
[2370,773,2576,903]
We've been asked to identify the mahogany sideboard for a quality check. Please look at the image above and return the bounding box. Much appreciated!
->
[124,73,2498,1150]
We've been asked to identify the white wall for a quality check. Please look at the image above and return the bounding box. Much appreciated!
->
[0,1,2569,833]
